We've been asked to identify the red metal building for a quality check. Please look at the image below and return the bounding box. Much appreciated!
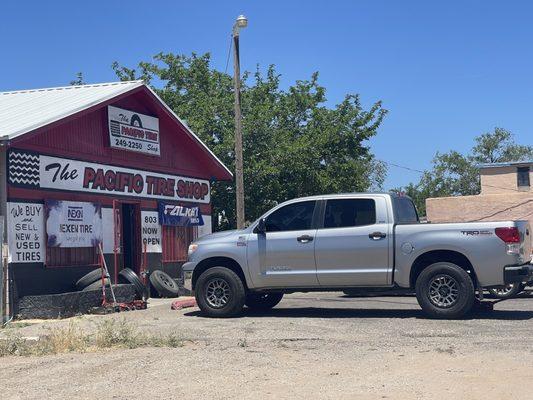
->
[0,81,232,297]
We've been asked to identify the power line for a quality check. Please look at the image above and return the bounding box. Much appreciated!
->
[380,160,425,174]
[381,160,529,193]
[224,34,233,74]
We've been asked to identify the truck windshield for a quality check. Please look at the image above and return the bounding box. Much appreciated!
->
[392,197,419,224]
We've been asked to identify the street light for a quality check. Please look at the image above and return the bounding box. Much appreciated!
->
[233,14,247,229]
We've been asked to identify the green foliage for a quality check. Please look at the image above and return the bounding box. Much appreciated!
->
[398,128,533,215]
[70,72,85,86]
[112,53,387,229]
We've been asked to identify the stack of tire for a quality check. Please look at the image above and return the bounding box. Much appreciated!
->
[149,270,180,298]
[75,268,147,300]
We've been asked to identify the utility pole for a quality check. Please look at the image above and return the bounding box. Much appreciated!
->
[232,15,247,229]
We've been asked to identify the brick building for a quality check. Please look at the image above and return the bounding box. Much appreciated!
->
[426,161,532,249]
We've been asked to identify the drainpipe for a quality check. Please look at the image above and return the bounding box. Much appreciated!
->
[0,137,9,325]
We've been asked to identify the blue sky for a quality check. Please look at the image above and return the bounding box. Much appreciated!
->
[1,1,532,189]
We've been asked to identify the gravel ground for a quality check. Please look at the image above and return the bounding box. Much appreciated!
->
[2,292,533,399]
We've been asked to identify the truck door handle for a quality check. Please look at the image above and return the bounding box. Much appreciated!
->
[297,235,314,243]
[369,232,386,240]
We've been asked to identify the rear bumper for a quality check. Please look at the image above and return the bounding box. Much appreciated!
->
[504,263,533,284]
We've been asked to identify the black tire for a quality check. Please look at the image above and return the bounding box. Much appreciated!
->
[82,278,110,291]
[415,262,475,319]
[245,293,283,310]
[195,267,245,318]
[130,114,143,128]
[487,283,525,299]
[149,270,180,298]
[75,269,103,291]
[118,268,147,300]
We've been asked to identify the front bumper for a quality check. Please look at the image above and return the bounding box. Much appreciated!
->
[181,261,196,294]
[504,263,533,284]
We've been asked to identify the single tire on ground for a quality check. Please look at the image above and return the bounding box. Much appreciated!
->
[245,292,283,310]
[82,278,111,291]
[487,283,525,299]
[415,262,475,319]
[75,269,104,291]
[149,270,180,298]
[195,267,246,318]
[118,268,147,299]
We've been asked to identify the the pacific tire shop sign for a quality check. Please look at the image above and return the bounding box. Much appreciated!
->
[0,81,232,297]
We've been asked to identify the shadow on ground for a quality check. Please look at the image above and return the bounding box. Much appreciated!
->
[184,307,533,320]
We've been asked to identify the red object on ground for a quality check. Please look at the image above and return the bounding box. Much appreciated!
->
[171,298,197,310]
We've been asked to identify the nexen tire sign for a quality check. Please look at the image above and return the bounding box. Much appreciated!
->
[8,149,210,203]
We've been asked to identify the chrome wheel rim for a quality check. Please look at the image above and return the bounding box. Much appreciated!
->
[428,274,459,308]
[493,284,515,295]
[205,278,231,308]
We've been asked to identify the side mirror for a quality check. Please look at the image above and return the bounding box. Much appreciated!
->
[255,218,266,234]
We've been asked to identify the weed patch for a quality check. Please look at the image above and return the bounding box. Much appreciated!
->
[0,319,184,358]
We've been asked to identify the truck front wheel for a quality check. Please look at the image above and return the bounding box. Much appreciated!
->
[415,262,475,319]
[195,267,246,318]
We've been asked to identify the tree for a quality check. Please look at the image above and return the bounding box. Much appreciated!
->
[398,128,533,215]
[70,72,85,86]
[112,53,387,230]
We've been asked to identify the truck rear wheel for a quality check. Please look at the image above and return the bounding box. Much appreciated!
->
[195,267,245,318]
[415,262,475,319]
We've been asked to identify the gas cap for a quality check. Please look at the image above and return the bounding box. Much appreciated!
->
[401,242,414,255]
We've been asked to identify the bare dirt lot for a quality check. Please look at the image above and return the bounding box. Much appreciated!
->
[2,292,533,400]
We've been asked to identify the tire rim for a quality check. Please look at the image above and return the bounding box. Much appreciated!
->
[428,274,459,308]
[493,284,515,295]
[159,273,176,289]
[205,278,231,308]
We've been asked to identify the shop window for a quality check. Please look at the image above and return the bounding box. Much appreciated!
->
[517,167,530,188]
[46,247,99,268]
[162,226,198,262]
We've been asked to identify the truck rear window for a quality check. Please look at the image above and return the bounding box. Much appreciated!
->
[393,197,419,224]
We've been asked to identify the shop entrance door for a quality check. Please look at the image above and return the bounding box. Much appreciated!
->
[113,200,142,281]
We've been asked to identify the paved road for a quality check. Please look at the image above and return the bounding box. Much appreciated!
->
[2,292,533,399]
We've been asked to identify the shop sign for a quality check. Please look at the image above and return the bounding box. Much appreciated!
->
[108,106,160,156]
[7,202,44,263]
[45,200,102,248]
[141,211,162,252]
[8,149,210,204]
[158,202,204,227]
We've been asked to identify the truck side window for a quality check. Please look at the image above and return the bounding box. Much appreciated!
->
[265,201,316,232]
[323,199,376,228]
[393,197,419,224]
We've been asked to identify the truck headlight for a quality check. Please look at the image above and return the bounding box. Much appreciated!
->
[188,243,199,256]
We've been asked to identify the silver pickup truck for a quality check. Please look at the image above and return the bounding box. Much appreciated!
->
[183,193,532,318]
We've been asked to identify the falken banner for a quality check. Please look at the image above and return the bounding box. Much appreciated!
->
[7,149,210,204]
[158,202,204,227]
[45,200,102,248]
[108,106,160,156]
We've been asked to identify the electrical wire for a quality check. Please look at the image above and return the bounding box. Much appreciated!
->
[381,159,530,193]
[224,34,233,75]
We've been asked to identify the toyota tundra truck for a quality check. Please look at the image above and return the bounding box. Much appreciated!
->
[182,193,532,318]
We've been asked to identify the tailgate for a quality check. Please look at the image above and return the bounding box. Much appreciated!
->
[517,220,532,261]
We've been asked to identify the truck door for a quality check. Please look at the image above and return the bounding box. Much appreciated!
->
[314,196,391,286]
[246,200,320,288]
